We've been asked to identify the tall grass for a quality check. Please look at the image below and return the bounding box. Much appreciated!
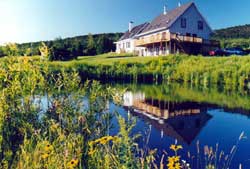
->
[42,54,250,90]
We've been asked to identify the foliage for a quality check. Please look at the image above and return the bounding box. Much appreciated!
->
[85,33,96,56]
[39,42,52,61]
[3,43,19,56]
[45,54,250,90]
[212,24,250,39]
[0,33,122,60]
[212,24,250,49]
[216,38,250,49]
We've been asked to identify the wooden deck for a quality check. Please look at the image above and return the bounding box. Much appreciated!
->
[135,32,219,47]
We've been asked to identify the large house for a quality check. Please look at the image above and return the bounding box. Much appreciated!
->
[115,2,219,56]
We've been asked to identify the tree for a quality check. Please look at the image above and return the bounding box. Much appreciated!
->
[4,43,19,56]
[39,42,51,61]
[85,33,96,55]
[96,35,114,54]
[0,47,6,57]
[25,48,32,56]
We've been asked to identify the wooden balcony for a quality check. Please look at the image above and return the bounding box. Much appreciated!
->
[170,33,203,43]
[135,32,219,47]
[135,33,171,47]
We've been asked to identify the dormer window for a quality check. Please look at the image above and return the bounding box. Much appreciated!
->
[198,21,203,30]
[181,18,186,28]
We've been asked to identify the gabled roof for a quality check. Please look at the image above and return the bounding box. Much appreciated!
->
[119,22,149,41]
[139,2,194,35]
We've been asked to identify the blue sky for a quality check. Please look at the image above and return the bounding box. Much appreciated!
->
[0,0,249,44]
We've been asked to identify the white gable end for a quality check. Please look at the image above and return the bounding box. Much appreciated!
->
[169,5,212,40]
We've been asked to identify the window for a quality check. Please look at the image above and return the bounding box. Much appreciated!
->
[126,42,130,48]
[181,18,186,28]
[198,21,203,30]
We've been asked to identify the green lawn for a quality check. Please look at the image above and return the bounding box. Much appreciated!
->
[52,53,165,66]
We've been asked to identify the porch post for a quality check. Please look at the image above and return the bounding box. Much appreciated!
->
[153,43,155,56]
[174,42,176,54]
[169,40,172,54]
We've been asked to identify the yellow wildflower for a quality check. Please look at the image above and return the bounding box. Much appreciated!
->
[23,57,29,64]
[67,159,79,168]
[170,144,183,152]
[92,136,114,145]
[88,141,95,147]
[44,144,53,152]
[167,156,181,169]
[41,153,49,159]
[88,149,96,155]
[112,136,119,143]
[50,123,59,132]
[99,136,113,145]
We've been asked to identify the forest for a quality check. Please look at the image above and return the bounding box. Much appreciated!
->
[212,24,250,49]
[212,24,250,39]
[0,33,122,60]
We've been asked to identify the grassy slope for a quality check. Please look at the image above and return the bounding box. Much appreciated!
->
[50,53,163,66]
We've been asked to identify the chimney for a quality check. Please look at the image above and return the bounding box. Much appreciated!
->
[178,2,181,7]
[129,21,134,32]
[163,5,167,15]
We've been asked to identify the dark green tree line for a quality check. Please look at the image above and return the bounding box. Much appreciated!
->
[0,33,122,60]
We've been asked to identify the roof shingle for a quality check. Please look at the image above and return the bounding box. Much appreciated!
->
[140,2,194,35]
[119,22,149,41]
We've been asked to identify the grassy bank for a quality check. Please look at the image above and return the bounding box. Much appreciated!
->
[45,53,250,90]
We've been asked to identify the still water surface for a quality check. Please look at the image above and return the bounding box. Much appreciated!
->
[109,84,250,168]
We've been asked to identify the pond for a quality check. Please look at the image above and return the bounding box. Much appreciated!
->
[108,83,250,169]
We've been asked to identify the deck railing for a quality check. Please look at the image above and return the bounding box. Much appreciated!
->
[135,33,170,46]
[171,33,203,43]
[135,32,219,47]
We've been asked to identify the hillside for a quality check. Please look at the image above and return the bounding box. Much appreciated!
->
[212,24,250,39]
[211,24,250,49]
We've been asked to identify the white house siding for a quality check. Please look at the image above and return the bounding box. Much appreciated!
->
[169,5,212,40]
[116,39,134,53]
[116,38,146,55]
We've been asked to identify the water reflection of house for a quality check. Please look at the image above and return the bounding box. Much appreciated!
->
[123,91,212,144]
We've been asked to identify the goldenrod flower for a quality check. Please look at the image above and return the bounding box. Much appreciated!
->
[92,136,114,145]
[167,156,181,169]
